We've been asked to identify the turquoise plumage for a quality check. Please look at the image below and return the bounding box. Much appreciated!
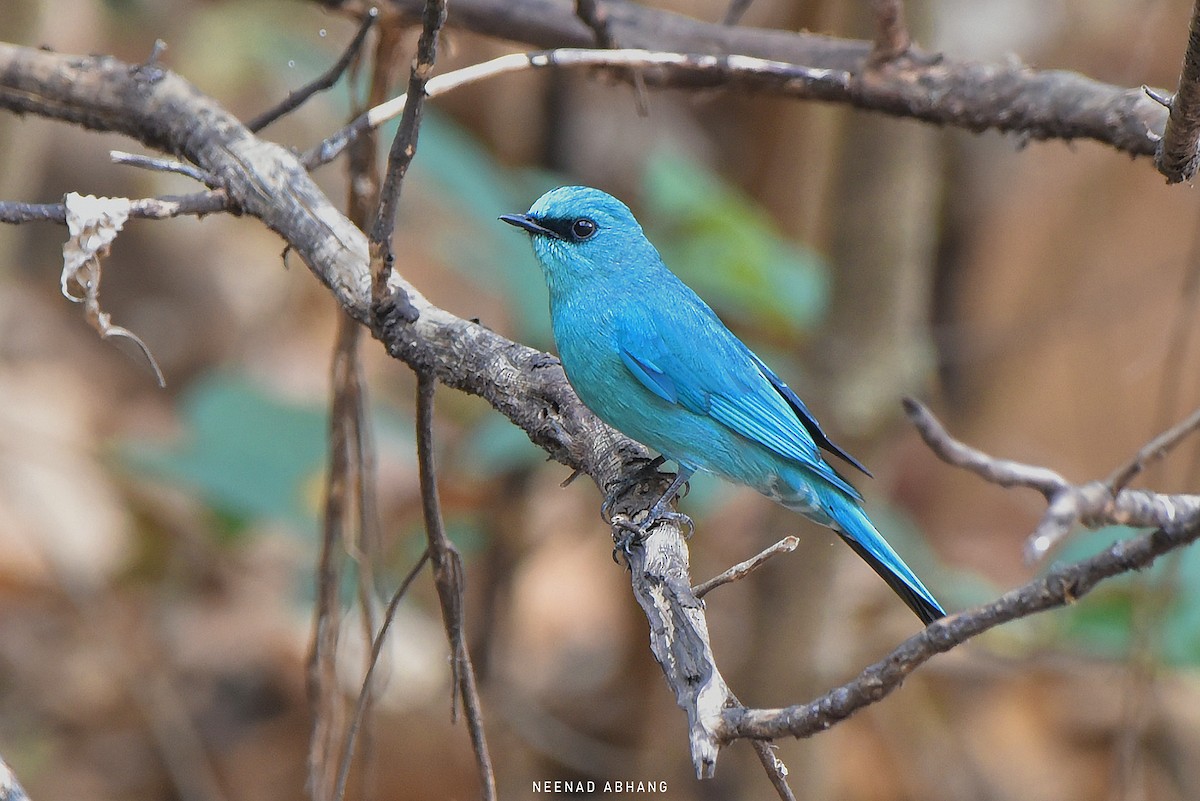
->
[501,186,944,624]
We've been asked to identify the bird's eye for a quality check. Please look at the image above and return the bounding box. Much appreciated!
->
[570,218,597,241]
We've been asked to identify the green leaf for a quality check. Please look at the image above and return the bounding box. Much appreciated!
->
[641,150,830,335]
[121,374,331,534]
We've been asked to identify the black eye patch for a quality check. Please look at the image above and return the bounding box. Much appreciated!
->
[535,217,599,243]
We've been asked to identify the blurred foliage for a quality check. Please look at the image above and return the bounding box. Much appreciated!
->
[121,374,333,535]
[1051,526,1200,666]
[6,2,1200,799]
[121,373,420,538]
[641,149,830,336]
[411,111,560,344]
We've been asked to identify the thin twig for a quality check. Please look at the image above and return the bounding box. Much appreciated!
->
[0,191,232,224]
[1107,406,1200,491]
[334,549,431,801]
[308,311,365,801]
[575,0,615,49]
[749,739,796,801]
[868,0,910,64]
[722,0,755,26]
[415,372,497,800]
[1156,0,1200,182]
[247,8,380,132]
[379,0,1168,156]
[574,0,649,111]
[906,399,1200,561]
[903,397,1071,497]
[110,150,216,185]
[367,0,446,268]
[692,536,799,599]
[338,27,397,798]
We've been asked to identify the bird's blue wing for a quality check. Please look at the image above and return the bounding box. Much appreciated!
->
[616,307,861,500]
[748,353,872,477]
[618,348,678,404]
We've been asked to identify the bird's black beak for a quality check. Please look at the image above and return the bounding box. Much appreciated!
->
[499,213,562,239]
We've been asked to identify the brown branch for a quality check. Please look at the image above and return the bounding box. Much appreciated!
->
[109,150,216,184]
[749,739,796,801]
[1156,0,1200,182]
[1107,405,1200,491]
[308,312,365,801]
[868,0,910,64]
[721,0,755,27]
[906,398,1200,560]
[246,8,378,132]
[335,548,431,801]
[574,0,615,49]
[415,372,497,800]
[723,521,1200,742]
[717,401,1200,743]
[692,536,799,599]
[337,30,397,798]
[903,397,1072,497]
[368,0,445,262]
[372,0,1166,158]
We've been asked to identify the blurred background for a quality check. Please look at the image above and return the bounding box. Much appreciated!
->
[2,0,1200,799]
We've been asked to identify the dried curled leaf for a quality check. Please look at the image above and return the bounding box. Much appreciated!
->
[61,192,165,387]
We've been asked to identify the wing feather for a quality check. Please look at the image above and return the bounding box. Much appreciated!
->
[615,306,862,500]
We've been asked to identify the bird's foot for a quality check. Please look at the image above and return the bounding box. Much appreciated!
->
[609,507,695,566]
[600,455,670,523]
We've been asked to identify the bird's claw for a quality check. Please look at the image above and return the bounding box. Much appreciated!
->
[600,456,668,523]
[609,508,695,567]
[610,517,644,566]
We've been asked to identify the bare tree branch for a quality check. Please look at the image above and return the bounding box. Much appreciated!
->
[574,0,616,49]
[619,517,730,778]
[748,740,796,801]
[368,0,445,265]
[371,0,1167,158]
[718,401,1200,743]
[721,0,755,27]
[869,0,910,64]
[308,312,362,801]
[723,522,1200,742]
[247,7,378,133]
[693,537,799,599]
[415,372,497,800]
[0,192,232,224]
[335,548,431,801]
[1107,406,1200,491]
[903,397,1071,497]
[1156,0,1200,182]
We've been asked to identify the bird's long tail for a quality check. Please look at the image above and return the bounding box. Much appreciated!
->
[813,491,945,625]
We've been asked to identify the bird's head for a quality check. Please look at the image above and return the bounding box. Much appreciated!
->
[500,186,653,289]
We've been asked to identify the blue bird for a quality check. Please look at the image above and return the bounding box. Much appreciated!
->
[501,186,944,625]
